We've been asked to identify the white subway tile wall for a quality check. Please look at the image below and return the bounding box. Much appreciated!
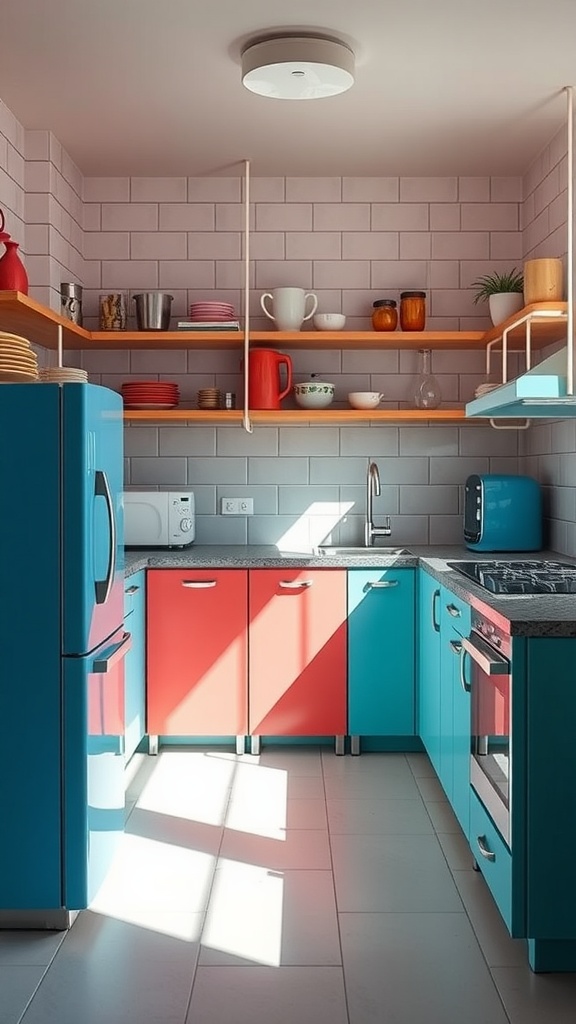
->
[123,422,520,547]
[0,96,572,550]
[519,127,576,556]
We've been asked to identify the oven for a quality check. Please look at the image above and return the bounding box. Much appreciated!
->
[462,611,512,846]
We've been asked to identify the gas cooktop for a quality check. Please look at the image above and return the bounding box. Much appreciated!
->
[447,560,576,595]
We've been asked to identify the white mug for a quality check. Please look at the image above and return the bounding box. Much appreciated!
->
[260,287,318,331]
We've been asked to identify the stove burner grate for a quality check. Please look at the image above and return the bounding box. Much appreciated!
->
[447,560,576,594]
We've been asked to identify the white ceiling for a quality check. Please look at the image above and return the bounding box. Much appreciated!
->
[1,0,575,178]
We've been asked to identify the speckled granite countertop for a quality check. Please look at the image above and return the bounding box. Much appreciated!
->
[123,544,576,638]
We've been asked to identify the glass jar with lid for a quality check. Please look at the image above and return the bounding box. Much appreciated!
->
[400,291,426,331]
[372,299,398,332]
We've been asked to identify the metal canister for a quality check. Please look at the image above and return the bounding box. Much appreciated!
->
[60,283,83,326]
[224,392,236,409]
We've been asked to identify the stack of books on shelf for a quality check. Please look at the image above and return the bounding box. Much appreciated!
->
[177,320,240,330]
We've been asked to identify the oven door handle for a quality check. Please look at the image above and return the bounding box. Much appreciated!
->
[462,634,510,675]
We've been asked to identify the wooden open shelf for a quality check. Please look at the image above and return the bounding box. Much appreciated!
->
[482,301,568,348]
[0,291,568,353]
[0,291,485,350]
[0,292,565,356]
[123,407,475,425]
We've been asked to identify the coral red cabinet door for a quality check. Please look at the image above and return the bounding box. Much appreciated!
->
[248,569,347,736]
[147,569,248,735]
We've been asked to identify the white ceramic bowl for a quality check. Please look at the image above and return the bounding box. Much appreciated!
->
[313,313,346,331]
[294,382,335,409]
[348,391,384,410]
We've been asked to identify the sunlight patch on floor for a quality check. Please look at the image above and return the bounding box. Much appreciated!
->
[136,750,235,825]
[203,859,284,965]
[225,761,288,839]
[91,833,216,922]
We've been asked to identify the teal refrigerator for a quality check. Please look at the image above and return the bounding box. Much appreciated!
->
[0,382,127,926]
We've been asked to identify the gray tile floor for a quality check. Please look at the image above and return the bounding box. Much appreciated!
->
[2,747,576,1024]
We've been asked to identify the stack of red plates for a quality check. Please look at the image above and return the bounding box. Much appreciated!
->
[189,301,236,322]
[121,381,180,410]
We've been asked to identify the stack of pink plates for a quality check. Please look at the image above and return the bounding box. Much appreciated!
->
[189,301,236,322]
[121,381,180,410]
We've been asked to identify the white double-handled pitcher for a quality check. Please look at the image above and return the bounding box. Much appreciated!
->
[260,287,318,331]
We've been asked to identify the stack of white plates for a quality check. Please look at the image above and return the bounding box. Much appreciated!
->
[474,382,500,398]
[0,331,39,382]
[39,367,88,383]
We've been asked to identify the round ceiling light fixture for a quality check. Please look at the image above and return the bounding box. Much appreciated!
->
[241,35,355,100]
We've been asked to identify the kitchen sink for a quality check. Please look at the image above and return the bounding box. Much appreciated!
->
[314,545,412,556]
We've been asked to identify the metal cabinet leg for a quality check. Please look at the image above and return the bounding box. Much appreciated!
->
[235,735,245,756]
[148,735,159,756]
[334,735,345,756]
[350,735,361,756]
[250,735,261,756]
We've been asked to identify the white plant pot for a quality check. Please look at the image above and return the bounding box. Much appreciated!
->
[488,292,524,326]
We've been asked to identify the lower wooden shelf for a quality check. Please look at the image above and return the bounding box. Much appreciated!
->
[123,407,476,424]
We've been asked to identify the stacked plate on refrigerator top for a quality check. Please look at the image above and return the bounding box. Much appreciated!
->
[0,331,39,382]
[39,367,88,383]
[121,381,180,409]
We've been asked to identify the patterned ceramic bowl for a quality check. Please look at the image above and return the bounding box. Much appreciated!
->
[294,382,335,408]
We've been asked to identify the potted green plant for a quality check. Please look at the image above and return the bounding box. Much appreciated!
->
[471,268,524,326]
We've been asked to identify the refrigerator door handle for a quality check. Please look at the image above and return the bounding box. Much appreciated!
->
[94,469,117,605]
[93,631,132,673]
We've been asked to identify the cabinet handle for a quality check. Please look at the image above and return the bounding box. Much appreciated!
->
[125,585,139,595]
[446,603,461,617]
[432,589,440,633]
[279,580,313,589]
[93,631,132,673]
[449,639,463,655]
[181,580,217,588]
[367,580,399,589]
[460,649,471,693]
[476,834,496,862]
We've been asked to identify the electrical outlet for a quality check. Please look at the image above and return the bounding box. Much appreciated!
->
[220,497,254,516]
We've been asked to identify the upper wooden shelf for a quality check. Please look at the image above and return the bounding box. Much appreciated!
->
[0,291,484,350]
[0,292,567,353]
[482,301,568,348]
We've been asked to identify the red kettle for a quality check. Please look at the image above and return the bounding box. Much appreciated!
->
[248,349,292,410]
[0,207,28,293]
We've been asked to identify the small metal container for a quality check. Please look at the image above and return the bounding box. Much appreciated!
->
[223,392,236,409]
[60,282,83,326]
[133,292,174,331]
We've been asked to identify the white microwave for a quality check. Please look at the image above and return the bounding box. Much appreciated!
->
[123,490,195,548]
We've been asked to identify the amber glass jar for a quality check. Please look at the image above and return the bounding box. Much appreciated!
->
[400,291,426,331]
[372,299,398,332]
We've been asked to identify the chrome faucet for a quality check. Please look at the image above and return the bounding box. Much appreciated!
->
[365,461,391,546]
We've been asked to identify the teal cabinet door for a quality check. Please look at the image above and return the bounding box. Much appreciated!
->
[439,588,471,815]
[417,570,441,774]
[124,570,146,763]
[348,568,415,739]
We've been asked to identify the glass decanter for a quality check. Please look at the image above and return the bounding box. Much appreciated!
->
[413,348,441,409]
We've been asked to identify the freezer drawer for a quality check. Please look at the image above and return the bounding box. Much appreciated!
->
[63,627,130,908]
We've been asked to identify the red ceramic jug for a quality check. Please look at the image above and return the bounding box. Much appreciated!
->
[248,349,292,410]
[0,208,28,293]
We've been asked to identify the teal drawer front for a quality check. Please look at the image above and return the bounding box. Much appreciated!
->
[124,575,144,619]
[470,788,513,932]
[124,570,146,762]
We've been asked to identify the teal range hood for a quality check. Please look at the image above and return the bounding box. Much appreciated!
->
[466,346,576,419]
